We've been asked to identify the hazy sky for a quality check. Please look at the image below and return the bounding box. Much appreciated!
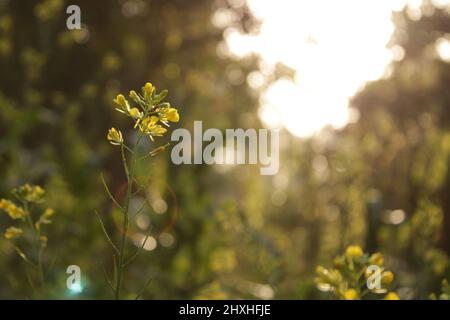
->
[223,0,450,137]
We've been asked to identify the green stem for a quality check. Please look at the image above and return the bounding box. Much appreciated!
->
[115,134,142,299]
[24,203,45,298]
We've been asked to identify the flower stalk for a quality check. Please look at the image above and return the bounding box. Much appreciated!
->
[101,82,179,299]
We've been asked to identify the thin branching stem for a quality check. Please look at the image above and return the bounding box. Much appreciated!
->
[23,202,46,297]
[135,275,153,300]
[115,133,143,299]
[95,210,119,254]
[124,226,153,267]
[100,173,123,210]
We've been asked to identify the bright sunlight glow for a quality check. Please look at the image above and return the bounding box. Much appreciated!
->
[224,0,442,137]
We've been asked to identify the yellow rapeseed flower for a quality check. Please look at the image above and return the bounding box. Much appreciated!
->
[43,207,55,218]
[344,289,359,300]
[4,226,23,239]
[36,207,55,230]
[0,199,26,220]
[140,116,167,138]
[17,184,45,203]
[345,245,363,258]
[384,292,400,300]
[109,83,179,143]
[381,271,394,285]
[159,107,179,123]
[107,127,123,145]
[369,252,384,266]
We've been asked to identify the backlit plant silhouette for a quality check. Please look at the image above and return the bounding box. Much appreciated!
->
[98,82,179,299]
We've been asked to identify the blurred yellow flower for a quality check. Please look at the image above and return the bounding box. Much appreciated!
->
[381,271,394,285]
[107,127,123,145]
[344,289,359,300]
[36,208,55,230]
[345,245,363,258]
[0,199,26,220]
[369,252,384,266]
[4,226,23,239]
[315,246,398,300]
[384,292,400,300]
[17,184,45,203]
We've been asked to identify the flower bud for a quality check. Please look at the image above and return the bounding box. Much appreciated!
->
[344,289,358,300]
[369,252,384,266]
[113,94,129,111]
[129,107,142,120]
[384,292,400,300]
[345,245,363,258]
[143,82,154,100]
[381,271,394,285]
[129,90,140,103]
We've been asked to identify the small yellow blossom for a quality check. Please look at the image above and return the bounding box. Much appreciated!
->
[369,252,384,266]
[4,226,23,239]
[107,127,123,145]
[36,208,55,230]
[344,289,359,300]
[140,116,167,137]
[43,208,55,218]
[345,245,363,258]
[0,199,26,220]
[17,184,45,203]
[381,271,394,285]
[159,107,179,123]
[384,292,400,300]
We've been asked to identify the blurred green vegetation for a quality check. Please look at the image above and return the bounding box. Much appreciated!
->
[0,0,449,299]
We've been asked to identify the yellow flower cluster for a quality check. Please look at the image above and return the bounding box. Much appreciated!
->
[315,245,399,300]
[1,184,54,244]
[0,199,26,219]
[108,82,179,145]
[14,184,45,203]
